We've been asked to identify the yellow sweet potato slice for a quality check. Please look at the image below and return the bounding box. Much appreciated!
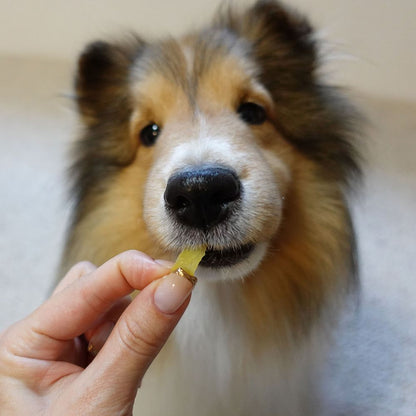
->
[172,246,206,276]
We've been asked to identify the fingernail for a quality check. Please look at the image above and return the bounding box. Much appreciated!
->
[154,269,196,314]
[88,321,114,355]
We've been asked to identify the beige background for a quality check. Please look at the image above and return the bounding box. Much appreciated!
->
[1,0,415,102]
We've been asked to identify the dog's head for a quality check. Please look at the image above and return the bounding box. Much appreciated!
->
[67,1,360,282]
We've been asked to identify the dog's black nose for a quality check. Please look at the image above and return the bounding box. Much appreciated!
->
[164,165,241,230]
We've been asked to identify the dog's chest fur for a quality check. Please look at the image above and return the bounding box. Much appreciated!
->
[134,281,324,416]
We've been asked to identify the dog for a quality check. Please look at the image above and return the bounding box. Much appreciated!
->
[60,1,361,414]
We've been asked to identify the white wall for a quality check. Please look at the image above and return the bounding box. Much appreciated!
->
[1,0,415,102]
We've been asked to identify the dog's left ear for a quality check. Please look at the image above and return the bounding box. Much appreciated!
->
[221,0,317,87]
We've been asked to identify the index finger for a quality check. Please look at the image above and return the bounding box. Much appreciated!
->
[8,251,170,359]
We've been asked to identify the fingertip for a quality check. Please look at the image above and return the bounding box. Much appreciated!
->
[73,260,97,275]
[153,271,195,314]
[53,260,97,294]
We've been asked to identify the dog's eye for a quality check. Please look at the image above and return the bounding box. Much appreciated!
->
[237,102,267,125]
[140,123,160,146]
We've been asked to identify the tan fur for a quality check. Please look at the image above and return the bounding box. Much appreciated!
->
[244,153,352,341]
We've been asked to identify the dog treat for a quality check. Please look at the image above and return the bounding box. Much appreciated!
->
[172,246,206,276]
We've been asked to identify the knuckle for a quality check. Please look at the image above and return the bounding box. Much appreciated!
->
[0,328,21,372]
[116,314,162,359]
[116,250,154,286]
[80,283,111,314]
[117,250,144,268]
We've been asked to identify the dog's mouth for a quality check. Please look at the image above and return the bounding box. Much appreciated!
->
[199,243,254,268]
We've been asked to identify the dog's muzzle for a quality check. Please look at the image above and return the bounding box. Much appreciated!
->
[164,164,241,231]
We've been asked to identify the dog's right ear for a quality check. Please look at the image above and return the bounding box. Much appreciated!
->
[75,37,144,125]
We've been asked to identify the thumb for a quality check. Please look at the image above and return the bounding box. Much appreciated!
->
[79,269,195,406]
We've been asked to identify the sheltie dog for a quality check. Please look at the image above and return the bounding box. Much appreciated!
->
[60,1,361,414]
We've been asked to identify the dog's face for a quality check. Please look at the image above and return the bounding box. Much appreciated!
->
[66,1,359,284]
[132,34,294,280]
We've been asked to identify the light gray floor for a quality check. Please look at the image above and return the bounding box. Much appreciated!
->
[1,55,415,415]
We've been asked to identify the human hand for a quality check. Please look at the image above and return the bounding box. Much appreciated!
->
[0,250,195,415]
